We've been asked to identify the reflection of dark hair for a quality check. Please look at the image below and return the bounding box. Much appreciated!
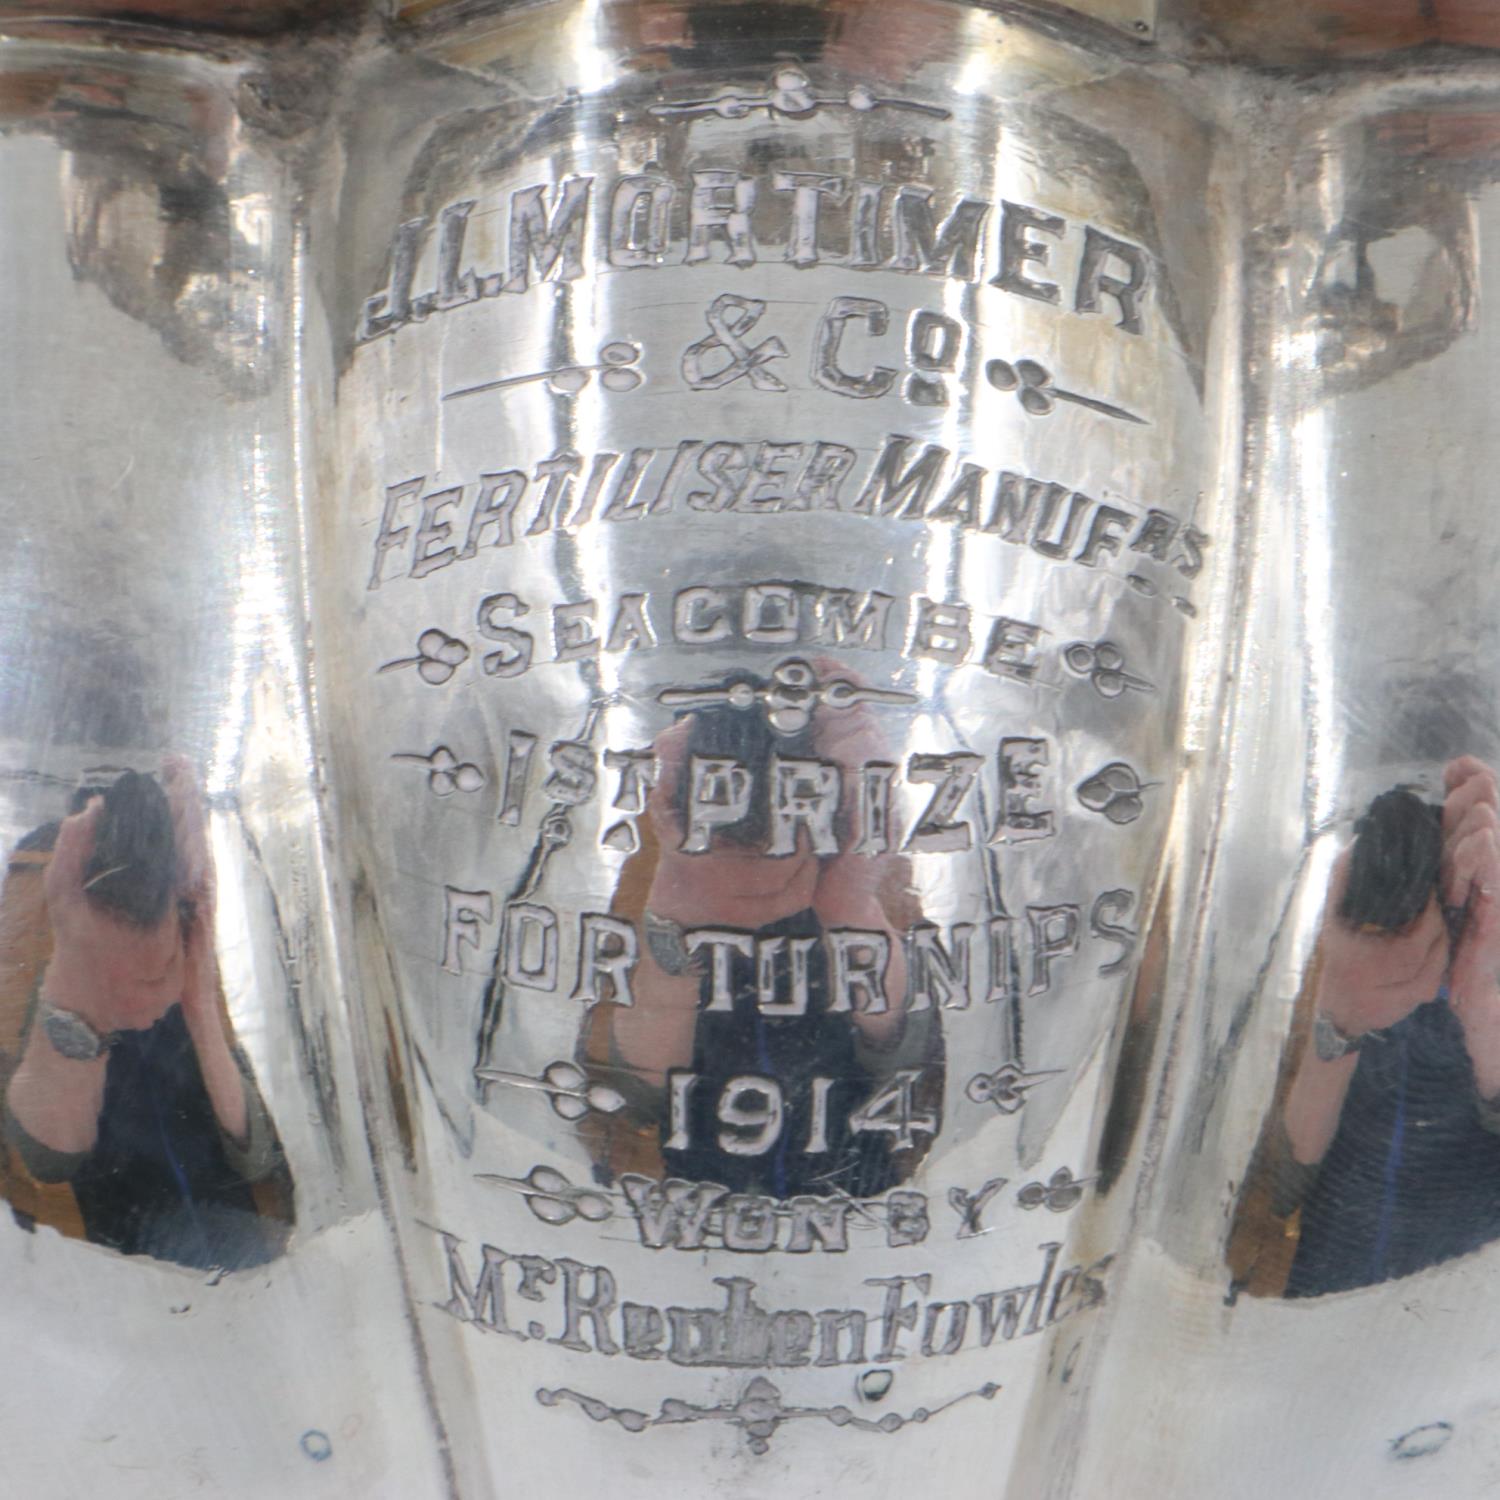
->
[677,674,816,848]
[1340,787,1442,932]
[83,770,177,930]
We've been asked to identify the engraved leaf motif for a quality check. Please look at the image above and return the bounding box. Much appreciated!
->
[1076,762,1146,825]
[412,630,470,684]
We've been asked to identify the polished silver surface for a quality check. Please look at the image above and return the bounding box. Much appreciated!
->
[323,7,1216,1496]
[0,27,449,1499]
[6,2,1500,1496]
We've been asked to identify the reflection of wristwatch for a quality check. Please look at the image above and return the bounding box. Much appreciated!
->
[644,912,696,976]
[40,1001,118,1062]
[1313,1011,1377,1063]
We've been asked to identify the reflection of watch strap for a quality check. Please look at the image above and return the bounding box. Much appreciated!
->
[644,912,696,976]
[1313,1011,1380,1063]
[39,1000,117,1062]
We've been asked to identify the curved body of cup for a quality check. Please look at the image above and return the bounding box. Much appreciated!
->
[11,2,1500,1496]
[319,6,1220,1495]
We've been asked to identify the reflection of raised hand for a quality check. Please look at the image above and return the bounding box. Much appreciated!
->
[44,799,182,1036]
[9,797,182,1159]
[1315,847,1446,1041]
[805,657,914,1042]
[1287,795,1447,1169]
[163,751,215,916]
[160,756,220,1025]
[1441,756,1500,1098]
[617,683,918,1085]
[1442,758,1500,1003]
[806,656,889,773]
[608,722,710,1091]
[643,717,817,930]
[159,756,250,1145]
[1288,757,1500,1167]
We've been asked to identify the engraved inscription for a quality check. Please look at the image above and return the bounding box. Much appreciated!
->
[1091,889,1139,977]
[441,887,494,976]
[360,176,1153,343]
[366,449,1208,611]
[487,725,1070,863]
[367,587,1163,696]
[659,1069,937,1160]
[610,1177,932,1255]
[436,1230,1113,1367]
[682,295,790,391]
[343,33,1196,1456]
[451,904,1133,1010]
[946,1177,1008,1239]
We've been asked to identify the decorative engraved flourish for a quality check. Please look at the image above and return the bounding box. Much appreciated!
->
[378,629,470,685]
[965,1063,1063,1116]
[1017,1167,1092,1213]
[392,745,485,796]
[1075,762,1151,825]
[648,65,949,124]
[444,341,643,402]
[477,1164,614,1226]
[473,1059,626,1121]
[537,1375,999,1455]
[659,658,916,736]
[1062,640,1153,699]
[985,357,1144,426]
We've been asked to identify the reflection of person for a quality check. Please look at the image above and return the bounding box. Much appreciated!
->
[0,760,290,1269]
[1233,757,1500,1297]
[586,666,941,1197]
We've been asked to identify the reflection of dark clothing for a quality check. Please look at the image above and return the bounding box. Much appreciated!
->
[10,1004,283,1271]
[1288,998,1500,1297]
[662,910,921,1199]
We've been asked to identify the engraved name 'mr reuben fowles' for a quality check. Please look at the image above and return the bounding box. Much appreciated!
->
[438,1232,1111,1366]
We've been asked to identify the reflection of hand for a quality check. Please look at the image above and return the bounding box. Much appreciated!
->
[1316,846,1446,1039]
[806,655,887,771]
[162,752,215,916]
[806,656,898,897]
[644,718,818,929]
[161,753,224,1032]
[43,800,182,1035]
[803,658,912,1038]
[1443,757,1500,1012]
